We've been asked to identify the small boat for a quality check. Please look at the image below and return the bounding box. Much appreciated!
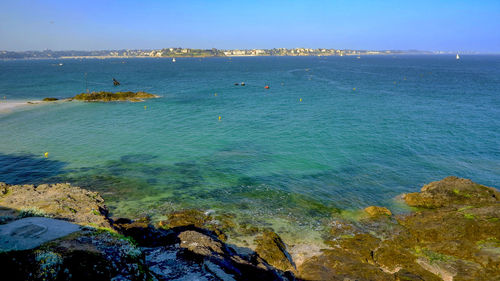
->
[58,63,63,66]
[264,85,270,89]
[240,82,245,86]
[172,58,176,62]
[357,56,361,59]
[113,78,120,86]
[234,83,239,86]
[456,54,460,60]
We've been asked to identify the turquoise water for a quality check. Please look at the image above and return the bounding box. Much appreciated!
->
[1,56,499,240]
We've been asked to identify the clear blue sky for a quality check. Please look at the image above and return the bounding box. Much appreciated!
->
[1,0,499,52]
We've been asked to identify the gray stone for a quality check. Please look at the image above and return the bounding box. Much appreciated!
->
[0,217,80,251]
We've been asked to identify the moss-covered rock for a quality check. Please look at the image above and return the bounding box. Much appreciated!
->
[300,177,500,280]
[72,91,158,102]
[298,248,393,281]
[42,97,59,101]
[403,176,499,208]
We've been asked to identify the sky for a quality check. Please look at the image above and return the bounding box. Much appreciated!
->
[1,0,499,52]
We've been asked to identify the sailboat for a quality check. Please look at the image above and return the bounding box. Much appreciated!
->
[172,58,176,62]
[456,54,460,60]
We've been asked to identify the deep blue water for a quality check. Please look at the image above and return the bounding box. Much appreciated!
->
[1,55,499,240]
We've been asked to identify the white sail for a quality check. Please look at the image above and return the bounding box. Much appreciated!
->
[456,54,460,60]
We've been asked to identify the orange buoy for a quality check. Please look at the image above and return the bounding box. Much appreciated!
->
[264,85,270,89]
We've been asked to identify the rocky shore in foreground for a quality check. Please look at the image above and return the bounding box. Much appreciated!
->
[0,177,498,280]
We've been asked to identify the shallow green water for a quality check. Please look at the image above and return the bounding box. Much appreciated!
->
[1,56,499,241]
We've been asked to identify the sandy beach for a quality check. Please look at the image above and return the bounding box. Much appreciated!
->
[0,100,43,114]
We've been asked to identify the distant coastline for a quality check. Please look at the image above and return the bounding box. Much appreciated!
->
[0,48,448,60]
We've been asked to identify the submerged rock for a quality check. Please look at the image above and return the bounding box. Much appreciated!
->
[72,91,158,102]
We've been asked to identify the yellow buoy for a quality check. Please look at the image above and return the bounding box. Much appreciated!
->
[218,116,222,121]
[299,98,303,102]
[44,152,49,158]
[214,93,217,96]
[393,81,397,84]
[353,88,356,91]
[144,105,147,109]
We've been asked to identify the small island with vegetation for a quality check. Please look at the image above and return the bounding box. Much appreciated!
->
[72,91,158,102]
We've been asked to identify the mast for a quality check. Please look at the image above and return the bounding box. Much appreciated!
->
[84,72,89,93]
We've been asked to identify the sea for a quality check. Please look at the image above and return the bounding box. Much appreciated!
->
[1,55,499,243]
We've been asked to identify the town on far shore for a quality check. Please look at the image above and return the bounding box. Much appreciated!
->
[0,47,452,59]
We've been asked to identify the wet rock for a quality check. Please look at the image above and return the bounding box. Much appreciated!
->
[42,97,59,101]
[0,182,110,228]
[403,176,499,208]
[254,231,295,273]
[364,206,392,217]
